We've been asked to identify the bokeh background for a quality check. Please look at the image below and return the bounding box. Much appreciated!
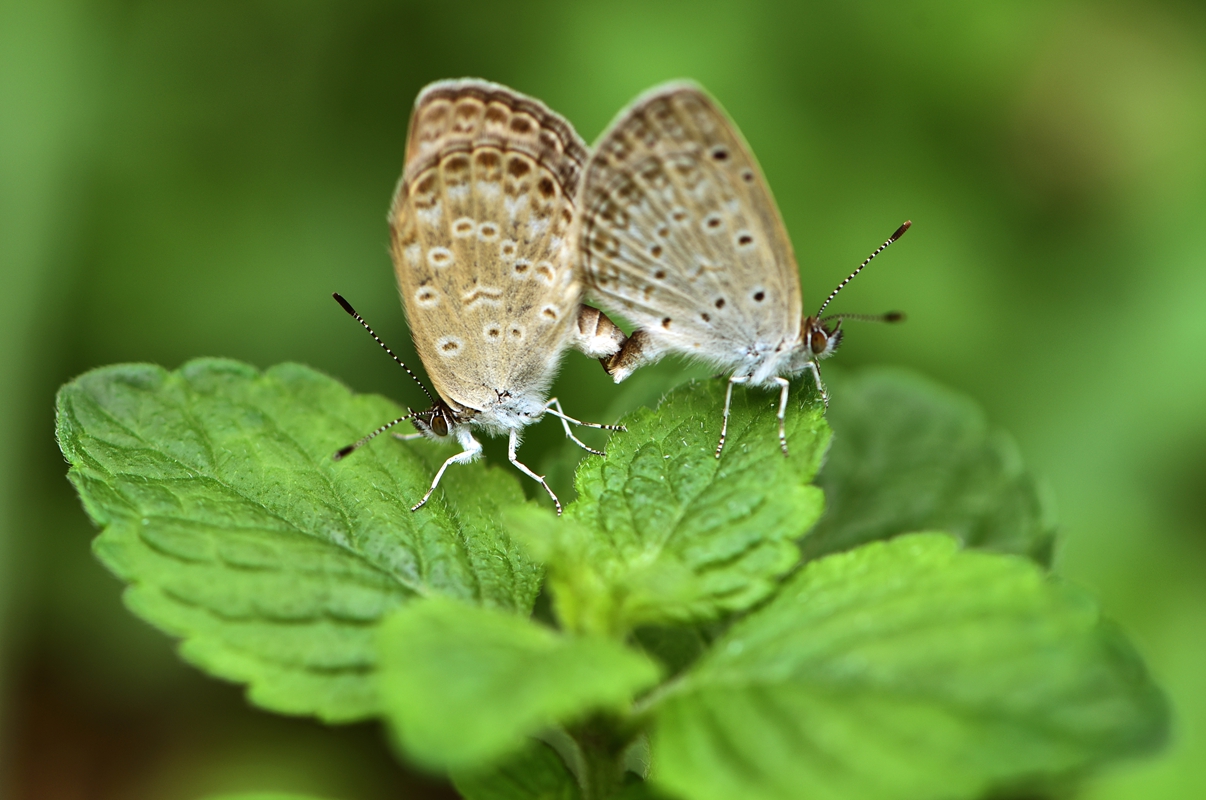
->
[2,1,1204,798]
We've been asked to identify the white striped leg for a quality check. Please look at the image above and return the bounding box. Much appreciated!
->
[542,397,625,456]
[715,374,751,459]
[411,432,482,512]
[803,360,829,409]
[773,376,791,456]
[508,429,562,516]
[392,432,424,441]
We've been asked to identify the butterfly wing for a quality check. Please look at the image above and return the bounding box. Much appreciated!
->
[390,80,588,414]
[577,82,803,373]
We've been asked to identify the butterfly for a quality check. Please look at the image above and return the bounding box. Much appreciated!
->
[333,79,627,514]
[576,81,908,457]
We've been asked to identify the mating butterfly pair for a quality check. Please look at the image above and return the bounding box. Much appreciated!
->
[334,79,909,514]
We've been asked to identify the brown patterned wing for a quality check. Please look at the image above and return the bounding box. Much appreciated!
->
[390,80,588,413]
[577,82,802,366]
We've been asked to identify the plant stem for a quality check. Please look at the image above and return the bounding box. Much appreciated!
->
[572,717,631,800]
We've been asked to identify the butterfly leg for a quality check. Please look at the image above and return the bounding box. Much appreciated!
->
[392,432,424,442]
[542,398,625,456]
[508,429,562,516]
[773,376,791,457]
[411,432,482,512]
[802,361,829,409]
[715,374,751,459]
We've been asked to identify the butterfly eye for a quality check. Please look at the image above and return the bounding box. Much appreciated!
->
[430,414,449,437]
[810,329,830,356]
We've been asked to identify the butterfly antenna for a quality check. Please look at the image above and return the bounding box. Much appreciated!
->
[815,221,911,317]
[332,293,434,403]
[332,409,426,461]
[820,311,905,325]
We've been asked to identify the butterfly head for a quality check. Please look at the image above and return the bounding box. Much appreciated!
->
[803,316,844,360]
[410,399,460,441]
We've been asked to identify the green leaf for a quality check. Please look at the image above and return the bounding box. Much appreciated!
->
[55,359,540,722]
[631,624,713,678]
[651,533,1168,800]
[377,597,660,772]
[199,794,335,800]
[610,782,676,800]
[452,740,582,800]
[809,367,1055,564]
[451,738,673,800]
[523,378,830,635]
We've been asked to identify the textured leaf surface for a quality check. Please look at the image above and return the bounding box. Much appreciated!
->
[521,378,829,635]
[809,367,1055,563]
[652,534,1168,800]
[378,598,660,771]
[452,740,581,800]
[56,359,539,722]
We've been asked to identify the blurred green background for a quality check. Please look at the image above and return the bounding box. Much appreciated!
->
[2,1,1204,798]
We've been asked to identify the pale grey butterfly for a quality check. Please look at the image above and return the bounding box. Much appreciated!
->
[333,79,627,514]
[576,81,908,457]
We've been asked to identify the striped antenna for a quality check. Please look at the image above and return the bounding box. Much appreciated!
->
[332,409,429,461]
[332,292,434,403]
[815,221,911,317]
